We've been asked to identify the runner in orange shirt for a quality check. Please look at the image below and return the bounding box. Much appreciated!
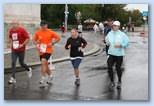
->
[33,20,60,87]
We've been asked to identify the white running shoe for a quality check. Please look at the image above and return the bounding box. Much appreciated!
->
[117,82,121,89]
[8,77,16,84]
[39,78,47,88]
[27,67,32,78]
[47,75,53,84]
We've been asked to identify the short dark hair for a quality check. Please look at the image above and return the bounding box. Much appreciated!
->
[107,18,113,22]
[72,27,77,30]
[71,27,78,32]
[40,20,48,26]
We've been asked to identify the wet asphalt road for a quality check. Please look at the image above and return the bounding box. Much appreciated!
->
[4,34,148,101]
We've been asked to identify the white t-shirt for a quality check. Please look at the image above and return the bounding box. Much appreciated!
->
[78,25,83,32]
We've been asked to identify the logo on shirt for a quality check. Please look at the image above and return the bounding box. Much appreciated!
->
[12,33,18,40]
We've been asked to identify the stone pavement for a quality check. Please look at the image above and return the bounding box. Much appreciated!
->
[4,31,148,100]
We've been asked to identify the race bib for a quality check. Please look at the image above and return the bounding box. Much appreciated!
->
[40,44,47,53]
[12,33,18,40]
[13,41,19,49]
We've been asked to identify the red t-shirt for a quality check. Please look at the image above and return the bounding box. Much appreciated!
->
[61,26,65,32]
[9,27,29,52]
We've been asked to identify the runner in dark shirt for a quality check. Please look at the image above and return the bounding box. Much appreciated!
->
[65,28,87,86]
[104,19,113,55]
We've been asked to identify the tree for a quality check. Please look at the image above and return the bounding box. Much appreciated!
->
[129,9,143,26]
[41,4,65,28]
[41,4,144,28]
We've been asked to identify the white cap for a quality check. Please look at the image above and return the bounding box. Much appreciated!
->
[113,21,120,26]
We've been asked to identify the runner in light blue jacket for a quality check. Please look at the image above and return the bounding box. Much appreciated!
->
[105,29,129,56]
[105,21,129,90]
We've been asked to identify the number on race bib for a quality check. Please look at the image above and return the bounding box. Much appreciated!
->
[40,44,47,53]
[12,33,18,40]
[13,41,19,49]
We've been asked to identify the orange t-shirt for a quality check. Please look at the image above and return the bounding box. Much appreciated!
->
[33,29,60,55]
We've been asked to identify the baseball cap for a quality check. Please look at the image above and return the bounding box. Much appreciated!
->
[113,21,120,26]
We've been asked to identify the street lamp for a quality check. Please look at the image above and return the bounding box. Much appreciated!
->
[142,11,148,32]
[64,4,69,32]
[143,16,147,32]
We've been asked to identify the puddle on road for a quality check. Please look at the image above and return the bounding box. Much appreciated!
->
[91,66,108,70]
[83,65,108,72]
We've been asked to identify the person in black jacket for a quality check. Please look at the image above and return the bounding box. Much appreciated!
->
[104,19,113,55]
[65,28,87,86]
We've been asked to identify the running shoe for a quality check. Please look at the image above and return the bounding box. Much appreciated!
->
[8,77,16,84]
[117,82,121,89]
[75,78,80,86]
[27,67,32,78]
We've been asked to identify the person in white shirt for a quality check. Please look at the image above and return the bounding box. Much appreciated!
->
[99,22,104,35]
[78,23,83,37]
[93,23,99,33]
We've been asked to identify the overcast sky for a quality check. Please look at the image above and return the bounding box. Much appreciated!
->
[124,4,148,12]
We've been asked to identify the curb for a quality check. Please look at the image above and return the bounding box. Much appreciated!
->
[4,44,100,73]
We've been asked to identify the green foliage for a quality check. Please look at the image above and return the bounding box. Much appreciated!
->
[41,4,144,28]
[41,4,65,28]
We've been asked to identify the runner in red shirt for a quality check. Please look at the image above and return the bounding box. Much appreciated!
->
[8,20,32,84]
[60,24,65,37]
